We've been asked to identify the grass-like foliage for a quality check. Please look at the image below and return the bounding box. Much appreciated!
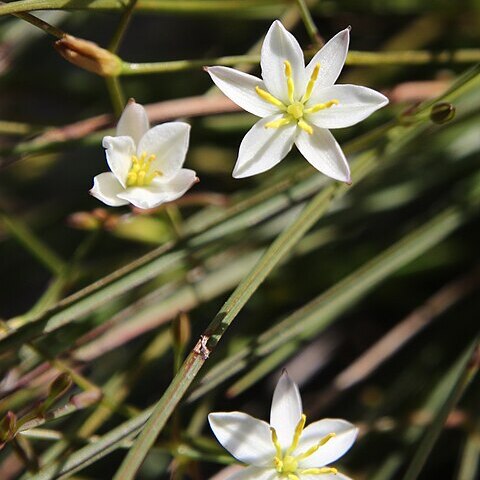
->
[0,0,479,479]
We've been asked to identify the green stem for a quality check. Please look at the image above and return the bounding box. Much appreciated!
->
[108,0,138,53]
[0,1,65,38]
[105,76,125,117]
[0,120,44,136]
[295,0,322,47]
[111,170,363,479]
[0,0,287,16]
[120,49,480,75]
[402,340,480,480]
[0,211,65,276]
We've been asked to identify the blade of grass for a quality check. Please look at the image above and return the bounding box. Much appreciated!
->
[402,340,480,480]
[0,0,287,16]
[191,178,480,399]
[32,147,376,480]
[372,339,480,480]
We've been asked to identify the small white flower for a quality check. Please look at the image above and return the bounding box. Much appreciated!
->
[209,371,358,480]
[90,100,198,209]
[206,21,388,182]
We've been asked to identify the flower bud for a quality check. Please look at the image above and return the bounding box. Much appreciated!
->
[54,35,122,77]
[0,411,17,447]
[48,373,72,401]
[430,102,456,124]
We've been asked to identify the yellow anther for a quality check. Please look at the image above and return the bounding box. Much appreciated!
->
[284,60,295,103]
[265,117,293,129]
[286,414,306,455]
[318,432,336,447]
[300,467,338,475]
[126,152,161,187]
[302,63,320,102]
[297,432,336,460]
[304,99,339,114]
[298,119,313,135]
[255,86,285,108]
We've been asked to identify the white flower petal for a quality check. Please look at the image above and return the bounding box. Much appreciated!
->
[295,127,351,183]
[307,84,388,129]
[226,466,278,480]
[116,100,150,145]
[137,122,190,179]
[270,371,302,450]
[301,474,352,480]
[117,186,169,210]
[208,412,276,467]
[233,115,296,178]
[295,419,358,468]
[102,135,135,188]
[90,172,128,207]
[206,66,279,117]
[261,20,306,103]
[305,28,350,91]
[158,168,198,201]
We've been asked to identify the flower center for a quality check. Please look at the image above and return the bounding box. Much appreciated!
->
[287,102,304,120]
[255,61,339,135]
[126,152,162,187]
[271,414,337,479]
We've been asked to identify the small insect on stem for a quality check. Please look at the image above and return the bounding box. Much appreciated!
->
[194,335,211,360]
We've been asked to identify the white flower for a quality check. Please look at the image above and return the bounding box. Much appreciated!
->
[90,100,198,209]
[206,21,388,182]
[209,371,358,480]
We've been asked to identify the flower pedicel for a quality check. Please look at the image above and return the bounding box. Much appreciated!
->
[206,21,388,182]
[91,100,198,209]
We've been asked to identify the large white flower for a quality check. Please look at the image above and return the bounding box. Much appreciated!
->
[90,100,198,209]
[209,371,358,480]
[206,21,388,182]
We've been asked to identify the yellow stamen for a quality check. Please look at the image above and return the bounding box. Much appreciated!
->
[302,63,320,102]
[255,86,285,108]
[296,432,336,460]
[304,99,339,114]
[271,427,283,459]
[298,119,313,135]
[126,152,162,187]
[300,467,338,475]
[286,414,306,455]
[284,60,295,103]
[265,117,293,129]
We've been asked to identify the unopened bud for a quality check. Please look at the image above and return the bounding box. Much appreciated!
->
[54,35,122,77]
[0,411,17,445]
[48,373,72,401]
[37,373,73,416]
[430,102,456,124]
[67,211,101,230]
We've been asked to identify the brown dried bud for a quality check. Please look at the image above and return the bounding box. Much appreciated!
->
[54,35,122,77]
